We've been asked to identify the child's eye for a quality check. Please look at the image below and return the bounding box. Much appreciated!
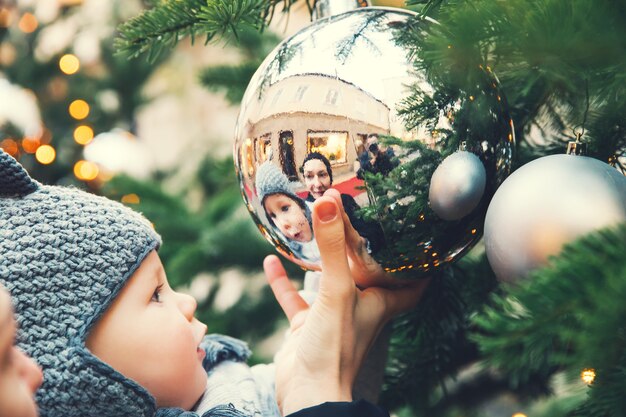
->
[281,205,290,212]
[151,284,164,303]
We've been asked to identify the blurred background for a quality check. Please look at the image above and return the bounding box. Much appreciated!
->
[1,1,624,417]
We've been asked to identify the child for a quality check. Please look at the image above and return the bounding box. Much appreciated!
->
[255,162,320,264]
[0,283,42,417]
[0,149,279,417]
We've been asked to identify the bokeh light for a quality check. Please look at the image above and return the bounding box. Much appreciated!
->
[0,138,19,157]
[18,12,38,33]
[74,160,99,181]
[59,54,80,75]
[69,99,90,120]
[21,136,40,153]
[581,368,596,385]
[35,145,56,164]
[121,193,141,204]
[73,125,94,145]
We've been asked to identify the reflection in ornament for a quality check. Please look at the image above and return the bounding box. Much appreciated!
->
[429,151,486,221]
[235,7,514,276]
[484,154,626,283]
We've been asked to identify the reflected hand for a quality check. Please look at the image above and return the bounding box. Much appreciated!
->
[264,196,427,416]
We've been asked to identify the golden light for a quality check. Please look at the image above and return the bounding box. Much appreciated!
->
[35,145,56,165]
[581,368,596,385]
[121,194,141,204]
[18,12,38,33]
[59,54,80,75]
[0,138,19,157]
[74,160,99,181]
[471,228,477,234]
[21,136,40,154]
[512,413,527,417]
[0,8,12,28]
[469,95,475,101]
[73,125,94,145]
[69,99,90,120]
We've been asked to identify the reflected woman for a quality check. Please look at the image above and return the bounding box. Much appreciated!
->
[300,152,384,254]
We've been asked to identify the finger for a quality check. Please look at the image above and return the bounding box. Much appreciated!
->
[375,279,431,318]
[263,255,309,322]
[312,197,353,298]
[323,189,364,252]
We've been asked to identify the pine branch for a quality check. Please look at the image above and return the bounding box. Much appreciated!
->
[473,223,626,416]
[116,0,304,62]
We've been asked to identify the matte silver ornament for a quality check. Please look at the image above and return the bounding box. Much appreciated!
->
[234,7,514,276]
[484,154,626,283]
[429,151,486,221]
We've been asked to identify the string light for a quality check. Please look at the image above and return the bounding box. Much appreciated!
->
[35,145,56,165]
[59,54,80,75]
[512,413,527,417]
[581,368,596,385]
[0,139,19,157]
[21,137,40,154]
[121,194,140,204]
[69,99,90,120]
[18,12,38,33]
[73,125,94,145]
[0,8,12,28]
[74,160,99,181]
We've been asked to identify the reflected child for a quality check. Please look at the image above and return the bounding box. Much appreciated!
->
[256,162,320,264]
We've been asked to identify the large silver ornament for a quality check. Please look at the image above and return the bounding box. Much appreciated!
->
[484,154,626,283]
[234,7,515,276]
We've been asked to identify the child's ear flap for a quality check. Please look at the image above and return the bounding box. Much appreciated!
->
[0,149,39,198]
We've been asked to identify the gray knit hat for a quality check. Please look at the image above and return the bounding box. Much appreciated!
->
[255,161,311,225]
[0,150,162,417]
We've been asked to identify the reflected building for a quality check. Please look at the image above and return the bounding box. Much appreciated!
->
[240,74,390,182]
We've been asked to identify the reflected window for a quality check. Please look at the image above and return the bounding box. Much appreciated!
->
[272,89,284,106]
[279,130,298,180]
[293,85,309,102]
[257,133,272,162]
[325,89,339,106]
[244,138,254,178]
[307,131,348,165]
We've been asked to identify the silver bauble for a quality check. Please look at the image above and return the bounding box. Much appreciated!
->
[484,154,626,283]
[429,151,487,221]
[234,7,514,275]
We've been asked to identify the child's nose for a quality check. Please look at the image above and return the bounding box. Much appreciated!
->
[176,292,197,321]
[16,348,43,393]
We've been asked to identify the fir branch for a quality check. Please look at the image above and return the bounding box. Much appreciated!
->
[116,0,306,61]
[473,223,626,416]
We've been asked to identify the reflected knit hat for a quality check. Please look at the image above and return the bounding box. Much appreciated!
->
[255,161,311,224]
[0,150,162,417]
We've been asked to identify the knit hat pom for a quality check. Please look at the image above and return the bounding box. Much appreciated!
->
[0,149,38,197]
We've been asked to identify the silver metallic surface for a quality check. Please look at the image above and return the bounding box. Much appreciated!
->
[484,154,626,282]
[429,151,487,221]
[235,7,515,276]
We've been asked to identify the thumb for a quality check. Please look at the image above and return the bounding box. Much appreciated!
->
[312,197,353,300]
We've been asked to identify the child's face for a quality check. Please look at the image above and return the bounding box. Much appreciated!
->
[264,194,313,242]
[86,251,208,410]
[0,286,43,417]
[302,159,331,200]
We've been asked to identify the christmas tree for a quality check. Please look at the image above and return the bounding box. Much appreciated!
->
[3,0,624,416]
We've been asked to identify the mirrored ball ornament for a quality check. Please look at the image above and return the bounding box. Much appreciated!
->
[484,154,626,283]
[234,7,515,277]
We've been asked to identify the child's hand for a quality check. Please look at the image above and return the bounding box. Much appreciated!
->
[264,197,428,416]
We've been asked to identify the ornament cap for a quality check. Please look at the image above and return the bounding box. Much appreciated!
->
[312,0,370,21]
[566,140,587,156]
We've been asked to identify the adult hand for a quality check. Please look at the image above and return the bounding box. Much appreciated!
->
[322,188,397,289]
[264,196,428,416]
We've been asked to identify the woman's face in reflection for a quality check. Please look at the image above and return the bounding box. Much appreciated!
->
[0,286,43,417]
[302,159,331,200]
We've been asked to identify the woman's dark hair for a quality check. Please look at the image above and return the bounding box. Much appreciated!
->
[299,152,333,184]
